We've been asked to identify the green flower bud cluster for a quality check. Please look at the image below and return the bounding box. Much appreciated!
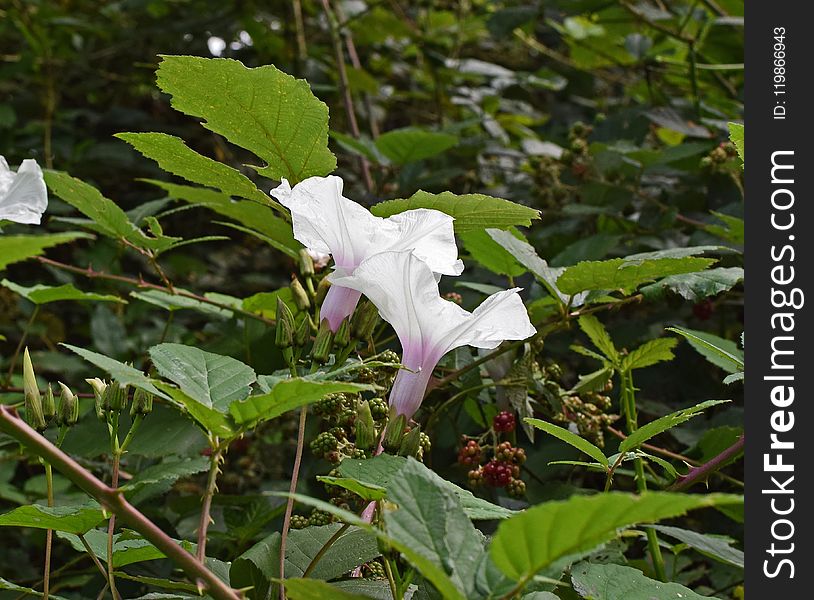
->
[21,348,79,433]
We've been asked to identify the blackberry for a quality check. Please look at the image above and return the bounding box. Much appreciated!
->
[364,561,386,579]
[290,515,309,529]
[379,350,400,365]
[314,394,344,416]
[507,478,526,498]
[493,411,516,433]
[369,397,389,421]
[308,509,333,527]
[482,460,512,487]
[468,466,484,487]
[495,441,514,462]
[310,432,339,457]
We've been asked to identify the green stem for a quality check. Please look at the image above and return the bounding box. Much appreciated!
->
[278,406,307,600]
[621,370,667,582]
[42,461,53,600]
[302,523,350,578]
[197,443,223,562]
[106,450,122,600]
[0,405,242,600]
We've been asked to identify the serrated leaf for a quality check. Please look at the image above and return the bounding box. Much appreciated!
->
[0,232,91,271]
[229,379,372,429]
[117,132,274,206]
[149,343,256,412]
[641,267,743,301]
[371,191,539,233]
[122,456,210,495]
[620,338,677,371]
[130,289,234,319]
[374,127,458,165]
[557,257,717,295]
[578,315,618,363]
[728,122,744,165]
[0,577,68,599]
[666,326,744,373]
[61,343,168,399]
[490,492,742,583]
[704,214,744,245]
[316,476,387,501]
[487,229,577,305]
[156,56,335,183]
[571,562,717,600]
[0,503,104,533]
[156,383,236,438]
[648,524,743,568]
[281,579,370,600]
[1,279,125,304]
[723,372,744,385]
[525,418,608,468]
[619,400,729,453]
[459,229,526,277]
[146,180,299,257]
[570,367,614,394]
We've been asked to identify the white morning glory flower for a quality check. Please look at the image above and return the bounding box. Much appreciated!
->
[333,250,536,419]
[0,156,48,225]
[271,175,463,331]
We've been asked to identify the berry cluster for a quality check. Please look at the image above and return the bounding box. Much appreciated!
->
[560,121,594,179]
[290,508,335,529]
[554,388,617,448]
[493,411,515,433]
[458,411,527,498]
[700,141,740,172]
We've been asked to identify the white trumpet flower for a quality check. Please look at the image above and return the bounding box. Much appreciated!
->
[333,250,536,419]
[0,156,48,225]
[271,175,463,331]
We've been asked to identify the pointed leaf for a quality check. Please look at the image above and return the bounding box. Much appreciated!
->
[525,418,608,468]
[619,400,730,453]
[620,338,677,371]
[0,233,90,271]
[667,326,744,372]
[571,562,717,600]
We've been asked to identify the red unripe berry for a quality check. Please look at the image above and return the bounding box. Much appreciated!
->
[493,411,516,433]
[482,459,512,487]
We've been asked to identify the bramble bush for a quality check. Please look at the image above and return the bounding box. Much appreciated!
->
[0,1,743,599]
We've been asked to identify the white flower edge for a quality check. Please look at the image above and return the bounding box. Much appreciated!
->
[0,156,48,225]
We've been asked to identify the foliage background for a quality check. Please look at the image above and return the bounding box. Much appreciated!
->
[0,0,743,598]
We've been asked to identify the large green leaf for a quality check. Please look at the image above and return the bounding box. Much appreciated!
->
[648,524,744,568]
[116,132,274,206]
[490,492,742,583]
[1,279,125,304]
[229,379,373,429]
[0,577,67,599]
[374,127,458,165]
[157,383,236,438]
[619,399,729,453]
[149,343,256,412]
[57,528,195,568]
[620,338,677,371]
[525,418,608,468]
[571,562,717,600]
[156,56,336,183]
[146,180,299,257]
[383,459,484,597]
[0,233,90,271]
[61,343,168,399]
[371,191,539,233]
[281,579,370,600]
[0,503,104,534]
[557,257,717,295]
[459,229,526,277]
[666,327,744,373]
[641,267,743,301]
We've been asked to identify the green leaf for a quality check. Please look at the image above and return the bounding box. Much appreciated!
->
[372,191,540,233]
[337,454,514,520]
[374,127,458,165]
[149,343,256,412]
[666,327,744,373]
[156,383,236,439]
[728,122,744,165]
[316,476,387,501]
[487,229,574,304]
[0,503,104,534]
[557,257,717,296]
[1,279,125,304]
[116,133,274,206]
[619,400,730,453]
[490,492,742,583]
[525,418,608,468]
[570,367,614,394]
[620,338,677,371]
[0,577,67,599]
[156,56,335,183]
[384,458,483,598]
[280,579,370,600]
[571,562,717,600]
[58,529,197,568]
[145,180,299,258]
[704,214,744,245]
[649,524,743,568]
[122,456,210,495]
[61,343,168,399]
[229,379,372,429]
[641,267,743,301]
[130,289,234,319]
[0,233,90,271]
[578,315,618,363]
[460,229,526,277]
[44,171,173,251]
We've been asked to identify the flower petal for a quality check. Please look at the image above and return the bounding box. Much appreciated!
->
[0,158,48,225]
[375,209,464,276]
[270,175,378,269]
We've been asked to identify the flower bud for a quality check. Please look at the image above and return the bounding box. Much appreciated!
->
[43,383,57,424]
[131,388,154,416]
[23,348,46,431]
[86,378,108,421]
[275,297,296,349]
[298,249,315,278]
[103,381,129,412]
[383,412,407,453]
[312,319,334,364]
[315,277,331,306]
[351,300,379,340]
[290,277,311,311]
[355,400,376,450]
[398,425,422,458]
[294,314,312,348]
[334,317,352,348]
[56,382,79,426]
